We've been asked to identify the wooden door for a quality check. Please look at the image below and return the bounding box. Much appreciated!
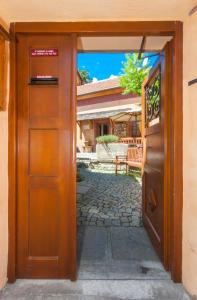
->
[16,34,77,279]
[142,42,172,269]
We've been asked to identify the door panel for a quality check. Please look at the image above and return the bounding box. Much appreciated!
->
[16,34,76,279]
[142,42,172,268]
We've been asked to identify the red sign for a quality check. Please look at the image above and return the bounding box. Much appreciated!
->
[30,48,58,57]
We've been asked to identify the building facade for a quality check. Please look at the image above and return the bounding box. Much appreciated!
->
[77,77,141,152]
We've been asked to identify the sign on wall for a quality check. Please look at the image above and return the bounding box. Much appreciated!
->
[30,48,58,57]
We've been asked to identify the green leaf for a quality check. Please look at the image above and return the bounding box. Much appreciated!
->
[120,53,150,96]
[79,69,92,84]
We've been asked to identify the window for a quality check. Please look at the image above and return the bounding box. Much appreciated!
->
[99,123,108,136]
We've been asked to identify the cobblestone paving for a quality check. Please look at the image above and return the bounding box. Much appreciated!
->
[77,168,142,227]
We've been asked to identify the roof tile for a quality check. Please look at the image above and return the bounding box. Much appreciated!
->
[77,77,121,96]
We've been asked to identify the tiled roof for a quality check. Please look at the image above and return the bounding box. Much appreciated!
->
[77,77,121,96]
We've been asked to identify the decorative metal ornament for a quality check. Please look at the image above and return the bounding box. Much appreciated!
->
[145,67,161,126]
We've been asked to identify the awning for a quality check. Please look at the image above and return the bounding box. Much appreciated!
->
[77,105,141,121]
[110,109,141,122]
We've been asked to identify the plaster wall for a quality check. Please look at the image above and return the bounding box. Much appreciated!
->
[0,111,8,289]
[0,0,194,22]
[77,121,95,152]
[182,13,197,297]
[0,18,9,288]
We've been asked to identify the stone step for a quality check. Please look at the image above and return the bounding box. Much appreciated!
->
[1,279,192,300]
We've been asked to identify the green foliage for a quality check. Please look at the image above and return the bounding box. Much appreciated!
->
[96,135,119,144]
[79,69,92,84]
[120,53,150,96]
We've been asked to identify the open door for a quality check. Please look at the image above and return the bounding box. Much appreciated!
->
[16,34,77,279]
[142,42,172,270]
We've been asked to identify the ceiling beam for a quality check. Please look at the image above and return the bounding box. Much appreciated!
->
[138,36,146,60]
[13,21,176,36]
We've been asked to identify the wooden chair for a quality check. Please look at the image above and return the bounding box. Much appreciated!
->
[115,146,143,175]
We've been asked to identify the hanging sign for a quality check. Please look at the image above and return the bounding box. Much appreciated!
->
[30,48,58,57]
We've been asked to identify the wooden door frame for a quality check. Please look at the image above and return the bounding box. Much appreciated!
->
[8,21,183,283]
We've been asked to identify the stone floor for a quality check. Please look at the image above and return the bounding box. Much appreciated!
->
[0,279,191,300]
[0,227,192,299]
[77,226,169,280]
[77,168,142,227]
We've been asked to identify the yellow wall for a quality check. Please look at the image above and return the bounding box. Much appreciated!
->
[0,110,8,289]
[0,0,193,22]
[182,13,197,297]
[0,18,9,288]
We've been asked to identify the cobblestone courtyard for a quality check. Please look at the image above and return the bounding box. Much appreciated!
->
[77,167,142,227]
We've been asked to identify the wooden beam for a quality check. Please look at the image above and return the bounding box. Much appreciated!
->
[170,21,183,283]
[138,36,146,60]
[13,21,176,36]
[0,24,11,41]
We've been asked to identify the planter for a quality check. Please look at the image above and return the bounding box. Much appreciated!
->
[96,143,128,160]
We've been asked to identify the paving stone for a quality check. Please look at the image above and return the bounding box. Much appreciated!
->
[77,167,142,227]
[122,222,130,227]
[121,217,129,222]
[111,219,121,226]
[104,219,111,226]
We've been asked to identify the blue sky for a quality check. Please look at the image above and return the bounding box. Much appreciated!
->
[77,52,159,81]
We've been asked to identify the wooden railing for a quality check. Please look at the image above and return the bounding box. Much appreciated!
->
[120,137,143,145]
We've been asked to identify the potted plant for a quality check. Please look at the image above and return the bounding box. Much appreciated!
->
[96,135,128,160]
[96,134,119,144]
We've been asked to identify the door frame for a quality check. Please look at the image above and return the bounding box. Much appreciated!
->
[8,21,183,283]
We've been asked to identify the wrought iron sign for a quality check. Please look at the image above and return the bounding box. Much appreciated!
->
[145,66,161,127]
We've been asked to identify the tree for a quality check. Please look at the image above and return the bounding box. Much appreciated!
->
[120,53,150,96]
[79,69,92,84]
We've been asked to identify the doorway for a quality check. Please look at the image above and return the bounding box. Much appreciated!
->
[76,37,171,279]
[8,21,183,283]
